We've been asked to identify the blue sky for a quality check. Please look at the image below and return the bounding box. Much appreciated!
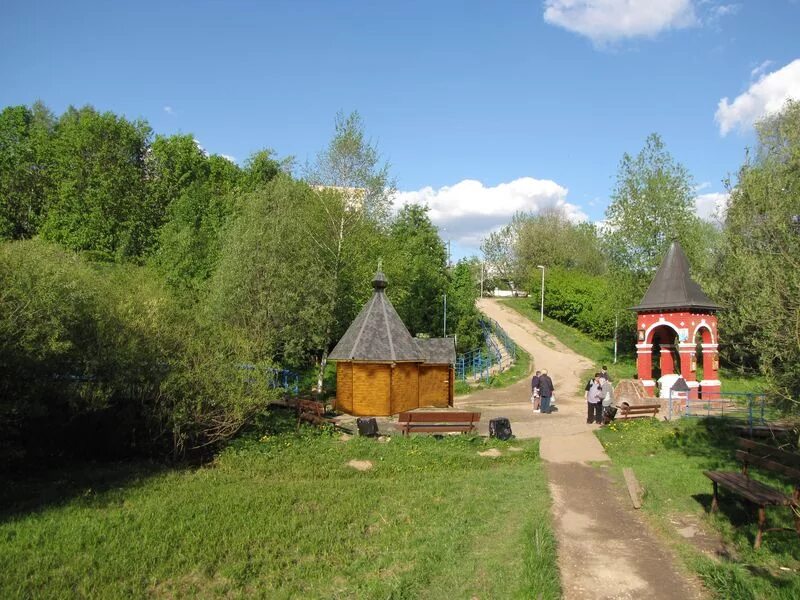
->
[2,1,799,258]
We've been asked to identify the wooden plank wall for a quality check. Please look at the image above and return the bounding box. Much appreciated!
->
[352,363,391,416]
[391,362,420,414]
[334,362,353,413]
[419,365,450,408]
[449,367,454,406]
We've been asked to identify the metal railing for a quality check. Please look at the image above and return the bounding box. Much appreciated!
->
[482,317,517,362]
[668,389,770,427]
[455,318,518,383]
[238,364,300,396]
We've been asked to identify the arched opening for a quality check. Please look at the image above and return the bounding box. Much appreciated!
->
[693,326,711,382]
[648,324,679,381]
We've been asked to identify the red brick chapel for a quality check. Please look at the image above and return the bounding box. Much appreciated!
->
[631,241,722,400]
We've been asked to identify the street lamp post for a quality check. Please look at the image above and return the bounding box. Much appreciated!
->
[537,265,545,322]
[443,293,447,337]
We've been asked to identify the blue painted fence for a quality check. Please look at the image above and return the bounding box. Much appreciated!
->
[455,318,518,383]
[238,364,300,395]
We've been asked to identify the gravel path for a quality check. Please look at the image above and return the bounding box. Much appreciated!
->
[457,299,704,600]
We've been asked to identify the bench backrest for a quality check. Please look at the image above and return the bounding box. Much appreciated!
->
[297,399,324,416]
[397,411,480,424]
[736,438,800,485]
[619,403,659,414]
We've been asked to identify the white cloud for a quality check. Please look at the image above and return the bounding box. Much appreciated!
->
[220,154,237,163]
[709,3,741,19]
[543,0,697,44]
[393,177,587,251]
[163,105,174,115]
[694,181,711,193]
[695,192,729,224]
[715,59,800,135]
[750,60,773,79]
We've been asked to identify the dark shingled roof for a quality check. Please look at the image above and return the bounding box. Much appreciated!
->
[631,241,722,312]
[415,338,456,365]
[671,377,690,392]
[329,271,424,362]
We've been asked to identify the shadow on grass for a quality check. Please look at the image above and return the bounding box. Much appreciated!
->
[0,407,299,523]
[0,459,174,523]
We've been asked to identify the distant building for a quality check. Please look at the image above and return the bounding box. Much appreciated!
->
[491,288,528,298]
[312,185,366,210]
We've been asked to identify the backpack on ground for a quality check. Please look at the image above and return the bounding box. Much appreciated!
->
[602,405,617,425]
[489,417,513,440]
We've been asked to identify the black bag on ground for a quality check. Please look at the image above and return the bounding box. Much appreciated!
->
[602,406,618,425]
[489,417,513,440]
[357,417,379,437]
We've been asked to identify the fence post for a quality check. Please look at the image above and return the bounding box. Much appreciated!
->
[747,394,753,430]
[668,390,673,420]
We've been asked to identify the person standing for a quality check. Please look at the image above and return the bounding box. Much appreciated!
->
[585,373,604,424]
[601,365,611,382]
[531,370,542,412]
[538,369,555,414]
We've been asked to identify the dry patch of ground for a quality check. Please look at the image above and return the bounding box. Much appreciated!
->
[346,459,373,471]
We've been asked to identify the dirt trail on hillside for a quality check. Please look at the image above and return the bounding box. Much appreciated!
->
[457,299,704,600]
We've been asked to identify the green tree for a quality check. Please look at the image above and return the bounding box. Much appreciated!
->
[304,110,395,225]
[40,105,152,260]
[481,221,521,290]
[715,100,800,407]
[447,260,482,352]
[207,176,330,367]
[0,237,275,461]
[303,111,395,390]
[385,204,448,336]
[0,103,55,239]
[516,207,606,280]
[241,149,285,191]
[207,154,242,196]
[146,134,210,240]
[152,181,232,295]
[604,133,705,277]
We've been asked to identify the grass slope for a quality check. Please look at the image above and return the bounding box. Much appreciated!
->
[597,419,800,599]
[1,421,559,599]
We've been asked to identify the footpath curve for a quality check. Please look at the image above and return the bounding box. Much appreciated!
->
[456,299,703,600]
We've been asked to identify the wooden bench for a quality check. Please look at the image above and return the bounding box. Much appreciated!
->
[704,438,800,548]
[395,411,481,436]
[296,399,337,428]
[617,402,660,419]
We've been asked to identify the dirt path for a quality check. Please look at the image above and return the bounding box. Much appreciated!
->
[457,299,703,600]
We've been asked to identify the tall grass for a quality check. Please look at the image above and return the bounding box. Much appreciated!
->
[1,414,560,599]
[597,419,800,599]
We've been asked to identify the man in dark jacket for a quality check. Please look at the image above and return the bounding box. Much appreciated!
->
[538,369,555,414]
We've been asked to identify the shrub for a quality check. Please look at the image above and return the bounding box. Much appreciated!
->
[0,239,276,464]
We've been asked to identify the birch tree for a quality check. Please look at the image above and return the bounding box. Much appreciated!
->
[303,111,395,391]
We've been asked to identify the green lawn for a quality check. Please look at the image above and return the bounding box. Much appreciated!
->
[1,416,560,599]
[596,418,800,599]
